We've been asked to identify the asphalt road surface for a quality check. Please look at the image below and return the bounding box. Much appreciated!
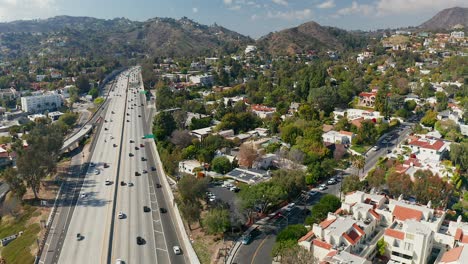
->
[58,69,131,264]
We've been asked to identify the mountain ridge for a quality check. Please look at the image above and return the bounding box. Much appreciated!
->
[419,7,468,30]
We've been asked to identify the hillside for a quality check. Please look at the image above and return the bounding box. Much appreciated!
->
[256,21,368,55]
[419,7,468,30]
[0,16,253,58]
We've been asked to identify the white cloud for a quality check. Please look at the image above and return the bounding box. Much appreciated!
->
[375,0,468,16]
[267,9,312,20]
[223,0,233,5]
[336,1,374,16]
[228,5,242,10]
[272,0,288,6]
[192,7,198,13]
[0,0,57,21]
[317,0,335,9]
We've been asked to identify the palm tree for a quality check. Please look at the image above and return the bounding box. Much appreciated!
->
[351,155,366,177]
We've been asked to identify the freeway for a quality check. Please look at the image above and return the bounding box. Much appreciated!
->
[57,69,130,264]
[110,67,188,264]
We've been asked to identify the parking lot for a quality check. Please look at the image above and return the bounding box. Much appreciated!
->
[207,182,245,225]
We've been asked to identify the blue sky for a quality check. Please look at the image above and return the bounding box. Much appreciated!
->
[0,0,467,38]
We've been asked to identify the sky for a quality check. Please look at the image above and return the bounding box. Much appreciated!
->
[0,0,467,38]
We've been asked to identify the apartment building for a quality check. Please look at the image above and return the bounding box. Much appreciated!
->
[297,191,468,264]
[21,93,62,113]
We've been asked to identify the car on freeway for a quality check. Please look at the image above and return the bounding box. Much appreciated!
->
[135,146,139,150]
[129,153,134,157]
[142,169,148,174]
[94,169,100,175]
[151,166,156,171]
[120,181,126,186]
[136,236,145,245]
[105,179,112,185]
[80,193,87,198]
[173,246,181,255]
[135,171,141,176]
[141,157,147,161]
[128,182,134,187]
[115,259,125,264]
[104,163,109,168]
[126,120,130,122]
[76,233,83,241]
[143,206,151,212]
[118,212,125,219]
[159,208,167,213]
[130,139,134,143]
[156,183,161,188]
[104,127,108,131]
[90,162,95,167]
[140,144,145,148]
[318,184,327,191]
[138,115,141,117]
[113,144,117,148]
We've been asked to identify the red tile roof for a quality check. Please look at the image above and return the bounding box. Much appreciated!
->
[440,246,464,263]
[345,230,361,245]
[404,158,422,167]
[359,92,377,98]
[251,104,276,112]
[385,229,405,240]
[319,218,336,229]
[455,228,463,241]
[369,209,381,220]
[393,205,423,221]
[339,130,354,136]
[353,224,365,236]
[298,230,315,242]
[409,138,445,151]
[313,239,333,250]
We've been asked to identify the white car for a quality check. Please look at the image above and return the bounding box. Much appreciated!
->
[80,193,87,198]
[318,184,327,191]
[118,211,124,219]
[285,203,295,212]
[173,246,181,255]
[115,259,124,264]
[95,169,100,175]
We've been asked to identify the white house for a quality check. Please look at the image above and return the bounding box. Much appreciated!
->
[189,74,213,86]
[451,31,465,39]
[407,136,450,161]
[178,160,203,175]
[245,45,257,54]
[322,130,355,144]
[21,93,63,113]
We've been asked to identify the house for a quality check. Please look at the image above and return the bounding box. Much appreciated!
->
[358,91,377,108]
[190,126,215,140]
[189,74,213,86]
[178,160,203,175]
[407,136,450,162]
[451,31,465,39]
[50,71,62,79]
[245,45,257,54]
[322,130,355,145]
[36,75,46,82]
[0,88,19,100]
[250,104,276,119]
[204,57,218,65]
[225,167,270,185]
[333,109,382,122]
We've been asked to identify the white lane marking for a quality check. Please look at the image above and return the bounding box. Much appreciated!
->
[156,248,168,252]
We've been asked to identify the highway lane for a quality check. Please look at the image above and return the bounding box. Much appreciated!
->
[111,68,160,264]
[58,70,130,264]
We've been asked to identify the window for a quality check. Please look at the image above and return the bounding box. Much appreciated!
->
[404,242,413,251]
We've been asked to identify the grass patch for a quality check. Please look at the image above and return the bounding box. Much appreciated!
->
[2,223,40,264]
[193,240,212,264]
[350,145,369,154]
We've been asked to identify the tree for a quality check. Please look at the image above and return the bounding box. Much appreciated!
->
[75,75,91,94]
[1,168,26,199]
[281,125,303,145]
[368,167,386,189]
[271,170,306,200]
[177,176,209,202]
[376,238,387,257]
[305,194,341,224]
[272,243,317,264]
[421,110,438,128]
[169,130,193,148]
[189,117,212,130]
[238,182,286,221]
[342,175,365,194]
[450,142,468,172]
[58,112,78,128]
[178,199,201,230]
[387,171,412,198]
[202,208,231,235]
[351,155,366,176]
[16,124,64,199]
[211,156,232,174]
[88,87,99,99]
[68,86,79,105]
[412,169,451,206]
[238,143,259,168]
[153,112,176,141]
[276,224,308,242]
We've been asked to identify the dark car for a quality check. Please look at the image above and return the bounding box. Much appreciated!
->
[76,233,83,241]
[138,115,141,117]
[111,111,115,114]
[151,166,156,171]
[129,153,134,157]
[136,236,145,245]
[113,144,117,148]
[135,171,141,176]
[104,128,108,131]
[126,120,130,122]
[143,169,148,174]
[104,163,109,168]
[156,183,161,188]
[140,144,145,148]
[159,208,167,213]
[141,157,147,161]
[130,140,134,143]
[126,113,130,116]
[120,181,126,186]
[143,206,151,212]
[135,146,139,150]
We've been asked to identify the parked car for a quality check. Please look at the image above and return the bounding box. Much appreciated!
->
[241,234,252,245]
[308,190,318,197]
[285,203,296,212]
[318,184,327,191]
[327,178,336,185]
